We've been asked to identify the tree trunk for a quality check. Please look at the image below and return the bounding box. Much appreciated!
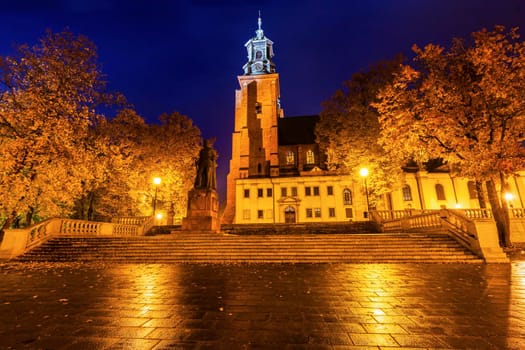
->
[87,192,95,221]
[0,211,18,239]
[25,206,35,227]
[475,180,487,209]
[486,179,511,247]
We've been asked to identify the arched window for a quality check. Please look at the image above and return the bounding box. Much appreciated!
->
[402,185,412,201]
[467,181,477,199]
[306,150,315,165]
[435,184,446,201]
[286,151,295,165]
[343,189,352,205]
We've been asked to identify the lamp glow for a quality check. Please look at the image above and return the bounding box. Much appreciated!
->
[359,167,370,219]
[504,192,514,201]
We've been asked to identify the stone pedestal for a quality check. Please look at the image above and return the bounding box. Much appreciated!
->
[182,189,219,232]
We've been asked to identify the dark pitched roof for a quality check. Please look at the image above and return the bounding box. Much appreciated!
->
[278,115,319,146]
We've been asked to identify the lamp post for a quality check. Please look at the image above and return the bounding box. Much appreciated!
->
[359,168,370,219]
[152,177,161,216]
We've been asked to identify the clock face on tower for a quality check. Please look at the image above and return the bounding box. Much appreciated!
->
[253,62,264,72]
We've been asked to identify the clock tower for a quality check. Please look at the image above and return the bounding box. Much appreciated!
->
[222,15,283,224]
[243,14,276,75]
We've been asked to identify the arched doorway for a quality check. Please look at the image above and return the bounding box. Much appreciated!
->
[284,206,296,223]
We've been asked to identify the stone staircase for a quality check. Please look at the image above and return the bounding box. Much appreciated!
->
[15,232,484,263]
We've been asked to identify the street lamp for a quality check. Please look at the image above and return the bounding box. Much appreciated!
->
[359,168,370,218]
[504,192,514,209]
[152,177,161,216]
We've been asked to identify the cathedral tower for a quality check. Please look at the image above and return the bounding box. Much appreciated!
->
[222,15,283,224]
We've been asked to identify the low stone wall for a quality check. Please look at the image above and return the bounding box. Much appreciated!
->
[221,222,379,235]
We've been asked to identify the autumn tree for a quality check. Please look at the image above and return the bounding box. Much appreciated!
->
[125,111,201,221]
[0,30,121,232]
[93,110,201,221]
[376,26,525,246]
[71,110,139,221]
[315,56,405,206]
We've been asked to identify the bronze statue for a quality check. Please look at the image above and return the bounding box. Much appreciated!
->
[194,138,218,190]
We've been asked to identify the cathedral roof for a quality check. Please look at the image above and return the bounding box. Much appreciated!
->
[278,115,319,146]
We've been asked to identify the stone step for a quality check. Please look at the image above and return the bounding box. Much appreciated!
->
[15,232,484,264]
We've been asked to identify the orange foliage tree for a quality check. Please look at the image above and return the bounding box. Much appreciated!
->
[376,26,525,246]
[315,57,405,206]
[0,30,122,231]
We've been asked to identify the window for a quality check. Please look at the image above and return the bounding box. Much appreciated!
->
[343,189,352,205]
[291,187,298,196]
[467,181,477,199]
[244,189,250,198]
[435,184,446,200]
[257,163,262,173]
[257,188,263,198]
[257,210,264,219]
[306,208,313,218]
[327,186,333,196]
[243,210,250,219]
[305,187,311,196]
[281,187,287,197]
[314,208,321,218]
[255,102,262,114]
[345,208,353,218]
[313,186,320,196]
[266,188,272,197]
[402,185,412,201]
[286,151,295,165]
[306,150,315,164]
[329,208,336,217]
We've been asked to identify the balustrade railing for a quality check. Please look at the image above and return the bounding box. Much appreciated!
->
[111,216,151,225]
[510,208,525,218]
[18,216,155,252]
[372,208,485,258]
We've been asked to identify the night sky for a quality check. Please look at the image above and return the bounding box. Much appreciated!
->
[1,0,523,200]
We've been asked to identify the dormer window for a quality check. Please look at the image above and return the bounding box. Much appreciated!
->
[286,151,295,165]
[306,150,315,165]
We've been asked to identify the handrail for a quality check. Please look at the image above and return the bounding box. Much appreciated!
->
[376,208,501,260]
[439,210,483,257]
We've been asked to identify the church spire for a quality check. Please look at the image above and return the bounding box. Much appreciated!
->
[243,13,275,75]
[256,11,264,39]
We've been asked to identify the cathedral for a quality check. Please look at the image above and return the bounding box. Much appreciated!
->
[221,16,525,231]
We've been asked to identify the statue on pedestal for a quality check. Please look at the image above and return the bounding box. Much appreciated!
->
[194,138,217,190]
[182,138,219,232]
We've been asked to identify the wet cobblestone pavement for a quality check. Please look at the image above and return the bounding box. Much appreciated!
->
[1,262,525,349]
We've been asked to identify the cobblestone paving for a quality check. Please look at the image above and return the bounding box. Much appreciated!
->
[0,262,525,349]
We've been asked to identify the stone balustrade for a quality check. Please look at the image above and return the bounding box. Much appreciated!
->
[1,216,155,259]
[510,208,525,218]
[374,208,508,263]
